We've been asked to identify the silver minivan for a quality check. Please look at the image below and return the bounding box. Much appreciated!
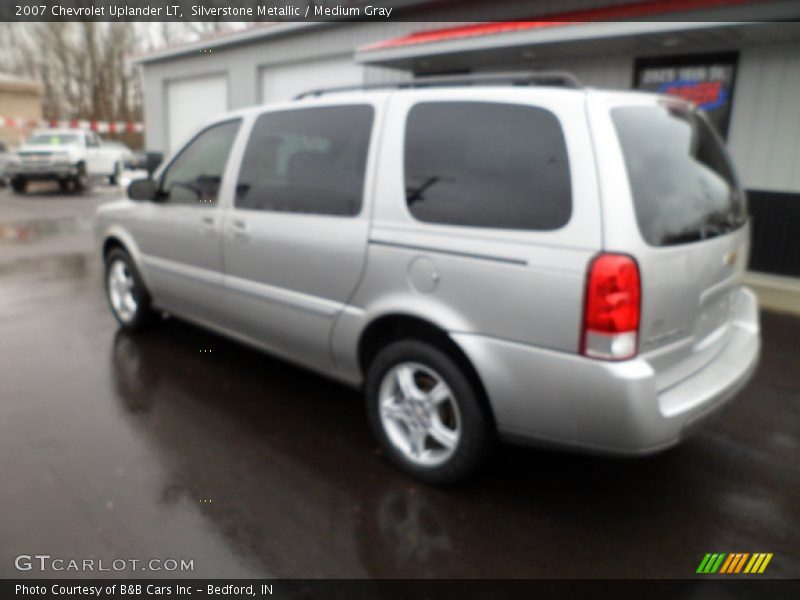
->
[97,73,760,483]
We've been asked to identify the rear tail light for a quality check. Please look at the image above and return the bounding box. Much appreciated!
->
[581,253,641,360]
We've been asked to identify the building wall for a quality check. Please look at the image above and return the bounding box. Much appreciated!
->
[727,42,800,194]
[0,85,43,146]
[141,23,420,152]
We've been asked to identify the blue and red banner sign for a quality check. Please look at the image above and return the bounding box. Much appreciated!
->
[635,54,738,138]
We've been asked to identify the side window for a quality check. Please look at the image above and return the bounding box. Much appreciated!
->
[86,134,100,148]
[160,120,240,206]
[235,105,374,216]
[0,141,7,153]
[404,102,572,230]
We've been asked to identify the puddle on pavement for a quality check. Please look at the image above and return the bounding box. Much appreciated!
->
[0,252,92,278]
[0,215,93,243]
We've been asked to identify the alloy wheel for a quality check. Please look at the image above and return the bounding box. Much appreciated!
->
[378,362,461,467]
[107,259,138,323]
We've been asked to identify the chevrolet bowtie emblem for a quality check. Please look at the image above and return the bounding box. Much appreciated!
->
[724,250,738,267]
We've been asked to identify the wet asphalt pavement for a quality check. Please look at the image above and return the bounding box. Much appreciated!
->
[0,185,798,579]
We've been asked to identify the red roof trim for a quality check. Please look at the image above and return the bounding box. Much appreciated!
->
[361,0,760,52]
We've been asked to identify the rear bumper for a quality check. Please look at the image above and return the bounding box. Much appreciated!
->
[453,287,760,454]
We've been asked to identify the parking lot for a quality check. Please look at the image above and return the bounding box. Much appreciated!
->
[0,184,798,579]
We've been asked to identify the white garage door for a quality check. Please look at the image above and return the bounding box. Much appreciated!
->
[167,75,228,152]
[260,58,364,104]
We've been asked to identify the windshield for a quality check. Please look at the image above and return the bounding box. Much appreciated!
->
[612,104,747,246]
[26,133,82,146]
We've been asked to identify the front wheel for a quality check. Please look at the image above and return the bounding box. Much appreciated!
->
[365,340,494,484]
[10,177,26,193]
[104,248,155,331]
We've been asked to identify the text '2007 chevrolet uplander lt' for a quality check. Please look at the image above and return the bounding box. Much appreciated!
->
[96,73,760,484]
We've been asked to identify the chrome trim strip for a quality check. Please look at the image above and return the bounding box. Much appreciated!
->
[368,239,528,266]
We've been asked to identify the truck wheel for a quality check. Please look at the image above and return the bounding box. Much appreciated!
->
[58,179,70,193]
[11,177,27,194]
[109,161,121,186]
[72,163,91,194]
[365,340,494,484]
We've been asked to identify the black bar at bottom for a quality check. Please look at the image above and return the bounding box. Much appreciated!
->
[3,579,800,600]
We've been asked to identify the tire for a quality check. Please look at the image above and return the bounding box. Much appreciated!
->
[58,179,70,193]
[11,177,26,194]
[365,340,494,484]
[72,162,91,194]
[104,248,156,331]
[109,161,121,186]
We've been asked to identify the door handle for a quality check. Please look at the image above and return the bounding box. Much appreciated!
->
[199,215,217,236]
[229,219,250,242]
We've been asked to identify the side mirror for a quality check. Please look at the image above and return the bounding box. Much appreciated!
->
[128,178,158,201]
[145,152,163,177]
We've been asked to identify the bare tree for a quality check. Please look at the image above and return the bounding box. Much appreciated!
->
[0,22,252,147]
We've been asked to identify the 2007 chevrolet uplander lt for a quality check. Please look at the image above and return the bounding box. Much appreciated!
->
[96,73,760,483]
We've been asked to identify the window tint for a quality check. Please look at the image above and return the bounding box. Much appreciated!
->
[236,106,374,216]
[404,102,571,230]
[160,120,240,206]
[612,104,747,246]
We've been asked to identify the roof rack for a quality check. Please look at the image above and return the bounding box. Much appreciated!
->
[294,71,581,100]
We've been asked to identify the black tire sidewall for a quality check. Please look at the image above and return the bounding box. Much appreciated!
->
[109,162,120,185]
[73,163,91,194]
[365,340,493,485]
[104,249,153,331]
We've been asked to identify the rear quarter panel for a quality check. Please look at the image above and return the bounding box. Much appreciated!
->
[332,88,602,382]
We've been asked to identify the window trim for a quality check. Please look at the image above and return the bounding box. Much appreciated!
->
[400,100,573,233]
[156,117,243,207]
[232,104,375,218]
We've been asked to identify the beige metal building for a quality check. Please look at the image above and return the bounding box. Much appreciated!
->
[0,73,43,146]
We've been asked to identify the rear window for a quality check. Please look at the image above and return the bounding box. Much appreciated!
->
[404,102,572,230]
[612,104,747,246]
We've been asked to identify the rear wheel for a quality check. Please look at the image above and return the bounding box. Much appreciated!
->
[10,177,26,193]
[104,248,155,331]
[365,340,493,484]
[72,163,91,194]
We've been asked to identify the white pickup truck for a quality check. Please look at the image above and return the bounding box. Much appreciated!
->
[6,129,128,193]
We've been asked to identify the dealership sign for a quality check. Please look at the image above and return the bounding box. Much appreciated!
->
[635,53,738,138]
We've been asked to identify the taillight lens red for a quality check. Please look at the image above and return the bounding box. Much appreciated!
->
[581,253,641,360]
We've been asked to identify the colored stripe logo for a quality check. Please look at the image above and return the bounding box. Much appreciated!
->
[697,553,773,574]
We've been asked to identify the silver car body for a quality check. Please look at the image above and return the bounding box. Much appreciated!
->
[96,86,760,455]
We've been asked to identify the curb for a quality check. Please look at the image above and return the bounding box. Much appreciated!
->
[744,271,800,317]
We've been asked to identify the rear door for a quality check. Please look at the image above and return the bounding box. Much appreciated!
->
[590,93,750,390]
[221,100,381,372]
